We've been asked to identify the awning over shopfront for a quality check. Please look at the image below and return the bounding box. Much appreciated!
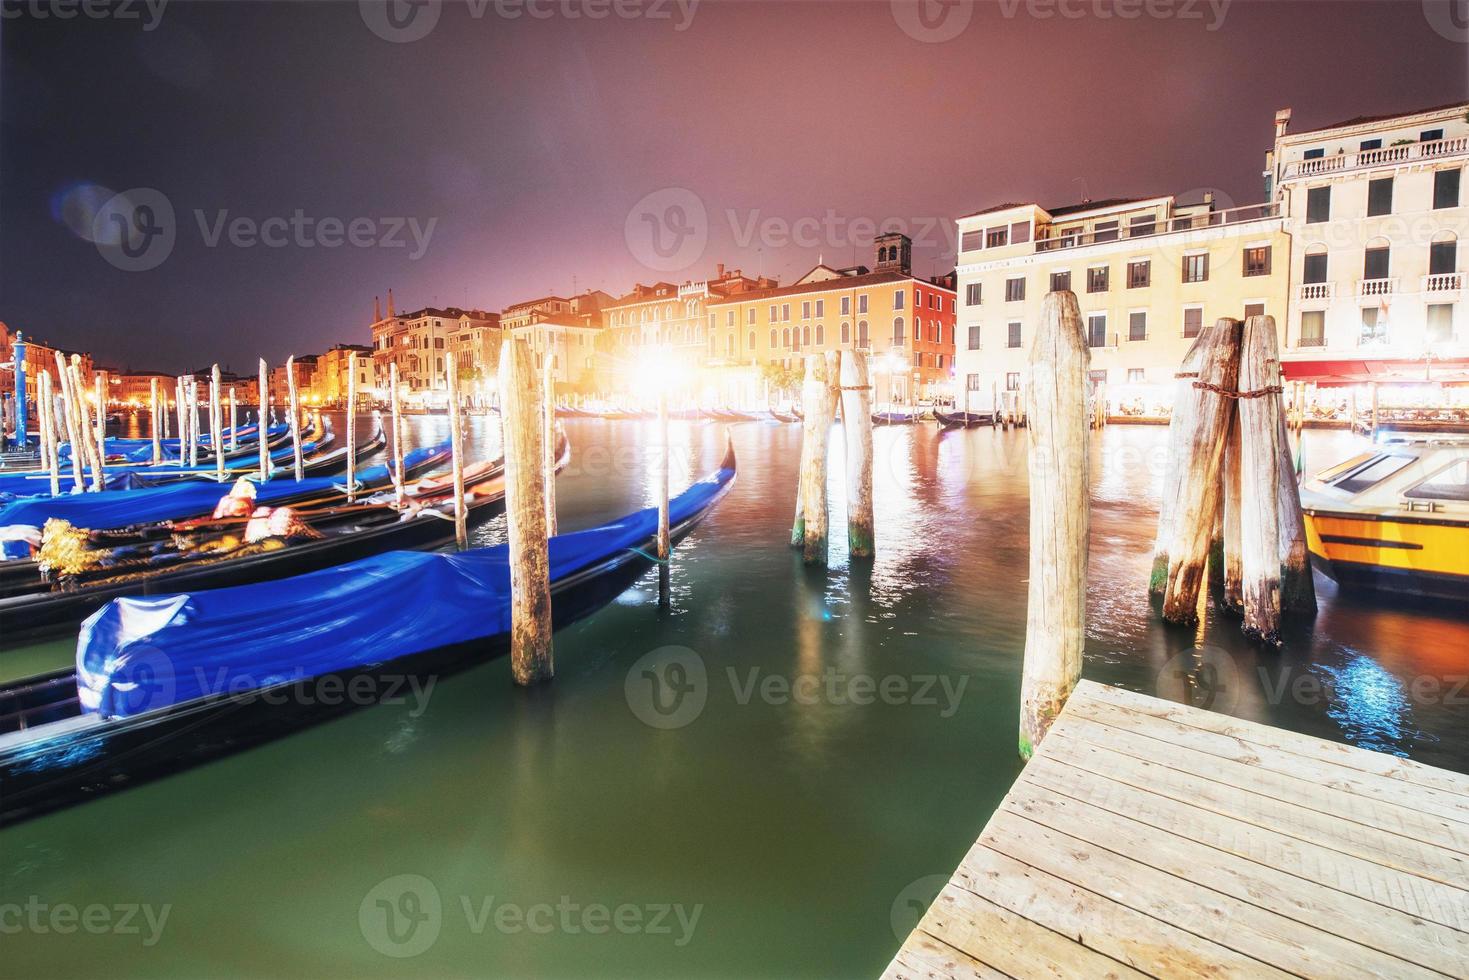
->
[1281,355,1469,387]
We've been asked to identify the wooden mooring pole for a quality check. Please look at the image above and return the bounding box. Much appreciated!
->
[796,350,839,566]
[544,351,558,537]
[229,386,238,451]
[345,352,358,504]
[390,362,405,507]
[1019,291,1089,761]
[91,371,106,491]
[445,354,467,550]
[54,364,85,492]
[498,336,554,686]
[1158,319,1243,624]
[175,378,187,468]
[188,378,199,468]
[258,359,270,483]
[211,365,225,483]
[1220,417,1244,613]
[657,387,670,560]
[285,356,304,481]
[150,377,162,466]
[1149,329,1209,596]
[41,372,60,497]
[841,347,874,559]
[1276,407,1317,617]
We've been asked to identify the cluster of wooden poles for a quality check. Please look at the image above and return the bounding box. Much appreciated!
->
[1148,314,1316,647]
[789,347,875,566]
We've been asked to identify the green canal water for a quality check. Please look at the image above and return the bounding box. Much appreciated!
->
[2,418,1466,978]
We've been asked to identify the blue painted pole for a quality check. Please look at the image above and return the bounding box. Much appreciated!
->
[13,333,27,450]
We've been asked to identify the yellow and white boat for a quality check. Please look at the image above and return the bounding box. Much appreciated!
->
[1301,438,1469,603]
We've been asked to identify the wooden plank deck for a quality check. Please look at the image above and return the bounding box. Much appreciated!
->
[884,679,1469,979]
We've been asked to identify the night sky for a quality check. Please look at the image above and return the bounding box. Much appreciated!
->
[2,0,1465,373]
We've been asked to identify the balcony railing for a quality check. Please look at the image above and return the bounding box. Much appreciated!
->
[1299,282,1334,302]
[1282,136,1468,180]
[1032,202,1279,253]
[1357,277,1398,298]
[1423,272,1464,293]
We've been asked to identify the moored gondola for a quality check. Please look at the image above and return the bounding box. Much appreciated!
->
[872,411,917,424]
[934,410,994,429]
[0,439,735,826]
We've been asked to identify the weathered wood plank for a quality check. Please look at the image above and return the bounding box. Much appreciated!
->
[1029,747,1469,929]
[1082,681,1469,797]
[1005,780,1469,977]
[881,932,1009,980]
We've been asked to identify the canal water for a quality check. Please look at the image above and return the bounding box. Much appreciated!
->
[2,417,1466,978]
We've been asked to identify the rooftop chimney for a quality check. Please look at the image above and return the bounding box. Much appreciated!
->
[716,262,725,279]
[374,295,382,323]
[1274,108,1292,139]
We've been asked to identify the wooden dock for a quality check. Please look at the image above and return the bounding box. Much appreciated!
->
[885,679,1469,979]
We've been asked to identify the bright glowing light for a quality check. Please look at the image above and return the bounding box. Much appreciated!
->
[637,346,677,394]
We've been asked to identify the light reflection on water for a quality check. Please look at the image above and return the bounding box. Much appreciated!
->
[2,414,1466,978]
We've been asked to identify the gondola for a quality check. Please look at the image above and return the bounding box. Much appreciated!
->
[934,410,994,429]
[0,439,735,826]
[295,421,386,477]
[0,439,469,638]
[872,411,917,424]
[767,409,798,424]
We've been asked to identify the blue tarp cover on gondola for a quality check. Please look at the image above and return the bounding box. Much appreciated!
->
[58,425,285,463]
[0,441,448,535]
[75,459,735,717]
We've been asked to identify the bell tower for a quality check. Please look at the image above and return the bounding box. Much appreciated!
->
[874,232,911,275]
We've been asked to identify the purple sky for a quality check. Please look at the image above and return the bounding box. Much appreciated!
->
[2,0,1465,372]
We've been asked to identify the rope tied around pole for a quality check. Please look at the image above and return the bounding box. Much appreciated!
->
[838,384,873,392]
[1191,381,1284,400]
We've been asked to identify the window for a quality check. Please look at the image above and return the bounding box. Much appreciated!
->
[858,295,868,314]
[747,308,756,324]
[858,320,869,346]
[1087,267,1109,293]
[965,282,982,306]
[1007,322,1022,348]
[1128,311,1147,341]
[1428,304,1454,345]
[1434,169,1461,209]
[986,226,1009,248]
[782,328,791,348]
[1183,307,1203,338]
[1406,459,1469,502]
[841,322,850,344]
[1303,252,1328,284]
[1010,221,1031,245]
[1127,368,1146,384]
[815,300,824,318]
[1359,138,1382,151]
[1360,307,1386,345]
[1299,311,1325,347]
[1050,271,1071,292]
[769,305,777,322]
[841,295,851,316]
[1127,260,1151,289]
[782,304,791,321]
[1183,253,1209,283]
[1363,246,1390,281]
[815,324,824,345]
[1303,148,1324,160]
[961,230,983,252]
[894,289,906,310]
[748,331,755,351]
[1087,314,1108,348]
[802,326,811,346]
[893,317,906,344]
[1088,370,1108,386]
[1306,186,1331,223]
[769,328,777,348]
[1006,372,1021,391]
[801,301,811,320]
[1431,240,1457,275]
[1242,246,1271,277]
[1093,220,1119,243]
[1129,214,1156,238]
[1335,454,1414,494]
[1421,128,1444,143]
[966,373,980,392]
[967,325,981,350]
[1367,177,1393,216]
[1005,277,1026,302]
[1244,303,1265,320]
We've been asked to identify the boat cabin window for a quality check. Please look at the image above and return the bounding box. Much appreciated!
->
[1332,454,1415,494]
[1405,459,1469,502]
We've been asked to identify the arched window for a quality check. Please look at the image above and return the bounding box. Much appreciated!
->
[841,321,850,344]
[893,316,906,344]
[815,324,824,345]
[802,326,811,346]
[858,320,869,347]
[770,328,778,348]
[782,327,791,348]
[709,334,716,355]
[727,335,735,357]
[748,331,756,352]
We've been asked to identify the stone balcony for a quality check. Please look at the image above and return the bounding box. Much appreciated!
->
[1281,136,1468,180]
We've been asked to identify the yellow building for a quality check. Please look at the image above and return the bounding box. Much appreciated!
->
[952,195,1289,416]
[312,344,373,406]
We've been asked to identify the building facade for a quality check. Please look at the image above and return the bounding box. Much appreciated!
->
[311,344,374,406]
[953,196,1289,414]
[370,293,499,401]
[705,235,957,405]
[1267,102,1467,385]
